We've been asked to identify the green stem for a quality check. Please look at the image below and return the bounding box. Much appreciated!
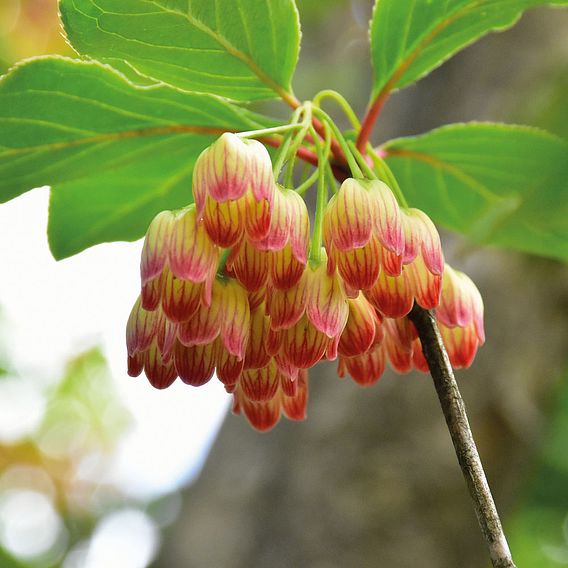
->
[272,107,305,179]
[325,162,339,194]
[367,146,409,208]
[238,123,304,139]
[309,124,332,264]
[312,107,362,178]
[313,89,361,130]
[283,103,313,187]
[295,167,320,197]
[347,140,378,180]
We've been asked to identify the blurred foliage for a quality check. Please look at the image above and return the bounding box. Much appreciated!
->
[0,0,70,72]
[513,68,568,140]
[40,349,129,457]
[509,371,568,566]
[0,347,132,566]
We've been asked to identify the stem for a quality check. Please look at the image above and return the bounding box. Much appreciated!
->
[367,147,409,208]
[238,123,304,139]
[216,248,232,278]
[295,167,319,197]
[272,108,305,179]
[309,124,331,264]
[313,89,361,130]
[408,305,517,568]
[312,108,362,178]
[325,162,339,194]
[284,104,313,187]
[347,140,378,180]
[356,88,390,152]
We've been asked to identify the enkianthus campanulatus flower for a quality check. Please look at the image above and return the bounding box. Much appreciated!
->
[126,131,485,432]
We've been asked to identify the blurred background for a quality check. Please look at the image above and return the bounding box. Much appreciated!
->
[1,1,568,567]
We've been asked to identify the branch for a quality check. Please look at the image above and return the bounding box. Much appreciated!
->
[408,304,517,568]
[262,137,349,183]
[356,88,390,152]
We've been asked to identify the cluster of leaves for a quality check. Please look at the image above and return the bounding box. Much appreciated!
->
[0,0,567,262]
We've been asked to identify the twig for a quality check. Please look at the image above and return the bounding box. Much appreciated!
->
[408,304,517,568]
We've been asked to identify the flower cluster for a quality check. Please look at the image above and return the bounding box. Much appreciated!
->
[126,133,485,431]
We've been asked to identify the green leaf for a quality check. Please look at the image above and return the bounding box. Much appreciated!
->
[59,0,301,102]
[370,0,568,100]
[0,56,271,258]
[383,123,568,262]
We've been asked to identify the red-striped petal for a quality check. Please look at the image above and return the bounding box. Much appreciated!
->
[340,346,385,387]
[306,263,349,338]
[266,273,307,331]
[228,238,269,292]
[240,360,280,402]
[338,294,377,358]
[161,269,202,323]
[169,206,219,283]
[281,369,308,421]
[219,278,251,359]
[365,269,413,318]
[174,341,217,387]
[140,210,175,286]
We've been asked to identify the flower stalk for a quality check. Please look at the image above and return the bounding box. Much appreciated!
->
[408,304,516,568]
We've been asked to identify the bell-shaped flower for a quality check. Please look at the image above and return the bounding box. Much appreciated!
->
[364,208,444,318]
[244,301,272,370]
[435,264,485,368]
[266,188,310,289]
[401,208,444,310]
[192,133,275,247]
[174,341,218,387]
[140,206,219,320]
[338,294,380,358]
[231,369,309,431]
[126,298,178,389]
[266,272,308,331]
[324,178,404,291]
[382,317,415,374]
[338,344,386,387]
[226,238,270,292]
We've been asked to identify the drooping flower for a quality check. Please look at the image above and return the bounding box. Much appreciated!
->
[324,178,404,291]
[192,133,275,247]
[265,187,310,289]
[140,205,219,320]
[268,259,349,369]
[127,132,486,433]
[232,369,309,432]
[364,207,444,318]
[434,264,485,369]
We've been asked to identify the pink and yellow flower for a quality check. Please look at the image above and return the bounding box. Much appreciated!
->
[126,133,486,432]
[364,207,444,318]
[324,178,404,291]
[193,133,275,247]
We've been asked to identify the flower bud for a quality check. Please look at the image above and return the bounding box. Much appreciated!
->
[324,178,403,291]
[338,295,378,358]
[174,340,218,387]
[306,263,349,339]
[338,345,385,387]
[240,360,280,402]
[193,133,275,246]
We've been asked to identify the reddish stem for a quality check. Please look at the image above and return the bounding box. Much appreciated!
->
[356,88,390,153]
[263,137,349,183]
